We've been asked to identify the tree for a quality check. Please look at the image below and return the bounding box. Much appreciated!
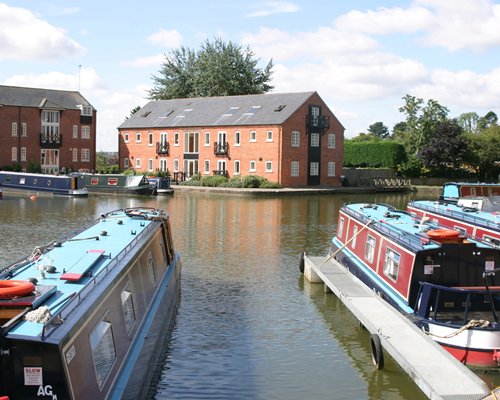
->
[417,120,467,174]
[126,106,141,120]
[397,95,449,156]
[149,38,274,100]
[477,111,498,131]
[457,112,480,134]
[466,125,500,180]
[367,122,390,139]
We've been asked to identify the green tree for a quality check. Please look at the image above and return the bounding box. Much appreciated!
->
[466,125,500,180]
[457,112,480,134]
[477,111,498,132]
[367,121,390,139]
[149,38,274,100]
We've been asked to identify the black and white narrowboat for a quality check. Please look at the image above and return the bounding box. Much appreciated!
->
[0,207,181,399]
[0,171,88,197]
[408,196,500,249]
[83,174,157,196]
[331,202,500,368]
[147,177,174,195]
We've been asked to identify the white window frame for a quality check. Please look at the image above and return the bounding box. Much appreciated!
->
[81,105,92,116]
[204,132,210,146]
[21,122,27,137]
[310,162,319,176]
[383,248,401,281]
[81,148,90,162]
[11,122,18,137]
[266,130,273,142]
[328,162,336,177]
[351,226,358,249]
[72,148,78,162]
[291,161,299,177]
[204,160,210,174]
[337,217,345,238]
[328,133,336,149]
[265,161,272,172]
[174,132,180,146]
[124,158,130,168]
[135,158,141,169]
[311,133,319,147]
[73,125,78,138]
[11,147,17,161]
[148,132,154,146]
[249,160,256,172]
[135,132,141,143]
[365,235,376,263]
[20,147,27,161]
[124,133,129,143]
[234,160,240,175]
[250,130,256,142]
[148,159,153,172]
[81,126,90,139]
[173,159,179,172]
[234,131,241,146]
[291,131,300,147]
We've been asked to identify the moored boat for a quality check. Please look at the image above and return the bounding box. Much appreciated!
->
[408,196,500,248]
[147,176,174,195]
[0,171,88,197]
[330,202,500,368]
[439,182,500,203]
[0,207,181,399]
[83,174,157,195]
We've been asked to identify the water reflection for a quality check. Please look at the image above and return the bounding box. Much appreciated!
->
[3,188,481,400]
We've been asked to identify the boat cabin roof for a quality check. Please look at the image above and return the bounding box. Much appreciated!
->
[0,208,165,340]
[340,203,493,252]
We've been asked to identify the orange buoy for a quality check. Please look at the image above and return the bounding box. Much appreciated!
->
[0,280,35,299]
[427,229,461,243]
[30,195,38,200]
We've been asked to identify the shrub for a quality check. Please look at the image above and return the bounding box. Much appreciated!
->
[201,175,228,187]
[242,175,261,188]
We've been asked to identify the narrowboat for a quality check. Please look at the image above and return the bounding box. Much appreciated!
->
[147,177,174,195]
[439,182,500,203]
[83,174,157,196]
[0,171,88,197]
[0,207,181,399]
[331,202,500,368]
[408,196,500,248]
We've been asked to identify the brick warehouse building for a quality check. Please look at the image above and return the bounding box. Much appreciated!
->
[118,91,344,187]
[0,85,97,173]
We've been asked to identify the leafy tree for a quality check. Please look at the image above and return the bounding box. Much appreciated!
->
[149,38,274,99]
[348,132,380,142]
[457,112,480,134]
[417,120,467,174]
[466,125,500,180]
[397,95,448,156]
[477,111,498,131]
[367,121,390,139]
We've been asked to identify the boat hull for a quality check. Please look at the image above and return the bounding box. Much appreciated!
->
[0,171,88,197]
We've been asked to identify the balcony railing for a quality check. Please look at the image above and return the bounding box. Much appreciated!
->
[306,114,330,134]
[214,142,229,156]
[156,142,170,155]
[40,132,62,148]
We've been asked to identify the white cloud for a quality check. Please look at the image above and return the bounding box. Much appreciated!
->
[334,6,433,34]
[0,3,85,61]
[122,53,165,68]
[147,28,183,48]
[246,1,299,17]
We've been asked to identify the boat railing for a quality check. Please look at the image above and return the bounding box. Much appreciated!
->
[343,206,425,252]
[410,201,499,231]
[41,221,157,338]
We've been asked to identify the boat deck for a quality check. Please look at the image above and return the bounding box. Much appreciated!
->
[408,199,500,232]
[0,208,161,339]
[303,255,491,400]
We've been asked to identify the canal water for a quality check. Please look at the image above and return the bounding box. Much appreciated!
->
[0,189,497,399]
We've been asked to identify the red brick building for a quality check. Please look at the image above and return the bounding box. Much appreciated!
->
[0,85,97,173]
[118,91,344,187]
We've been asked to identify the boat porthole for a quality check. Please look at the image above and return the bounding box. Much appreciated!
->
[33,179,37,184]
[47,180,51,186]
[370,333,384,369]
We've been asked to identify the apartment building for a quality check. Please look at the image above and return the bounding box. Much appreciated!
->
[118,91,344,187]
[0,85,97,173]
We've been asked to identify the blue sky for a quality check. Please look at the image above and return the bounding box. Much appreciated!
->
[1,0,500,151]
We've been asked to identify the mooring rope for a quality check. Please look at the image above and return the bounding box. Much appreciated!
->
[424,319,490,339]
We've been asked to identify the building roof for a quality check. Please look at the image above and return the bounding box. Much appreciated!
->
[118,91,321,129]
[0,85,95,110]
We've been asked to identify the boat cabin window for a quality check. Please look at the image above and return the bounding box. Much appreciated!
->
[484,235,500,248]
[90,316,116,390]
[365,235,376,263]
[351,226,358,249]
[121,288,136,336]
[337,217,344,238]
[454,226,466,235]
[383,248,400,281]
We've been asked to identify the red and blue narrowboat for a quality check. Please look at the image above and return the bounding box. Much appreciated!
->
[331,202,500,368]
